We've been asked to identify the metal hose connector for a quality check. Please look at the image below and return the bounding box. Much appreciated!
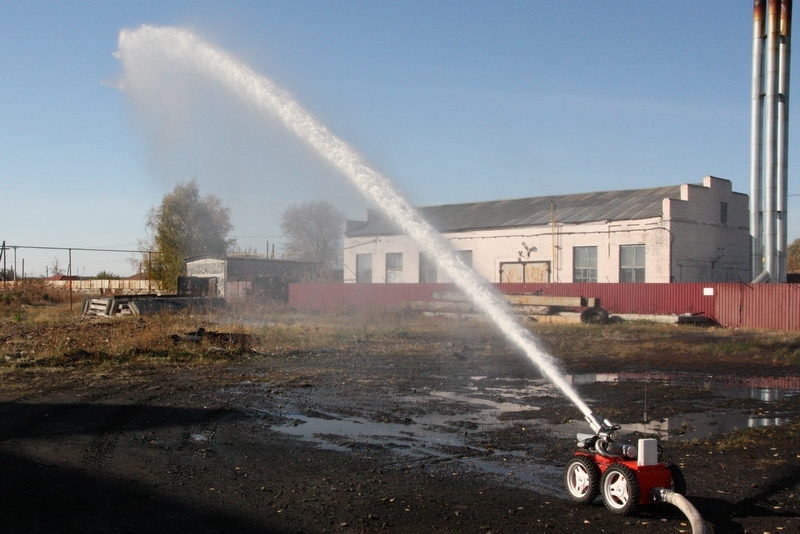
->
[593,437,635,460]
[594,438,618,459]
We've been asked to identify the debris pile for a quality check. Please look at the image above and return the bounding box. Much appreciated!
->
[82,295,226,317]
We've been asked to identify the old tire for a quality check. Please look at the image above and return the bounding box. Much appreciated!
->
[580,306,609,325]
[601,464,640,515]
[564,456,600,504]
[666,464,687,495]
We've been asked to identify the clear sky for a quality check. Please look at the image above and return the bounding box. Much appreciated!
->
[1,1,796,277]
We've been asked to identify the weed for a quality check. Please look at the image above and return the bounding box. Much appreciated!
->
[2,300,800,377]
[715,422,800,451]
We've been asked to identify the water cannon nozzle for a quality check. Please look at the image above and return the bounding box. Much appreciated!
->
[585,412,618,437]
[585,412,605,434]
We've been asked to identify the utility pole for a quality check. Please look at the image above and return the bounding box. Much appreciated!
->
[1,241,6,290]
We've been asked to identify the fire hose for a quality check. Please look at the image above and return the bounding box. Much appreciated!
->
[651,488,707,534]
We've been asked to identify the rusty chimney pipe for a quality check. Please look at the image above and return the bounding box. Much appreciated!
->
[751,0,767,279]
[764,0,781,280]
[776,0,792,282]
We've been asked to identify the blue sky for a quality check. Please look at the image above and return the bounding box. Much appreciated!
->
[1,1,796,277]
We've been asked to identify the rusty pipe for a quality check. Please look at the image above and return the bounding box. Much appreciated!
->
[751,0,767,280]
[777,0,792,282]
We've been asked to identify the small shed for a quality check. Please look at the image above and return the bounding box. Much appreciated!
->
[185,255,320,300]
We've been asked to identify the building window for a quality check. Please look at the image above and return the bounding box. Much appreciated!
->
[619,244,645,283]
[720,202,728,223]
[356,254,372,283]
[419,252,437,283]
[455,250,473,268]
[573,246,598,283]
[385,252,403,283]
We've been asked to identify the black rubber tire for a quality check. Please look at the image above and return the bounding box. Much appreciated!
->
[666,464,687,495]
[564,456,600,505]
[580,306,609,325]
[601,464,640,515]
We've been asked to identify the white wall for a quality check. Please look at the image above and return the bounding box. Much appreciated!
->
[665,176,750,282]
[344,217,670,283]
[186,258,227,295]
[342,177,750,284]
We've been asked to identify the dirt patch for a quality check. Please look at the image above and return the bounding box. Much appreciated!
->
[0,311,798,533]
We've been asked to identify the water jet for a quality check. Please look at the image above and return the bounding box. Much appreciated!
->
[116,25,702,527]
[115,23,592,420]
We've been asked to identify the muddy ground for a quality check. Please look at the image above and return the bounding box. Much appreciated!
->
[0,312,798,533]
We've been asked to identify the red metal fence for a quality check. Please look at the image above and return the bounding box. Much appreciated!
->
[288,283,451,311]
[714,283,800,330]
[496,283,715,318]
[288,282,800,331]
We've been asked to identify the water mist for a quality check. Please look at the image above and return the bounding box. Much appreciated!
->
[116,25,596,422]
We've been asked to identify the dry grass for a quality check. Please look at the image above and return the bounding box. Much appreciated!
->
[531,320,800,369]
[704,421,800,454]
[0,307,236,369]
[2,298,800,373]
[0,300,473,370]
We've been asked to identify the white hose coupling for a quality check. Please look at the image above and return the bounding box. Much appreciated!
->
[651,488,707,534]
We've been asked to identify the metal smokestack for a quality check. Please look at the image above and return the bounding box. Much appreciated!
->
[764,0,781,280]
[751,0,792,282]
[751,0,767,278]
[777,0,792,282]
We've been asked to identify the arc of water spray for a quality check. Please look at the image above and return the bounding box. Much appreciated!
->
[116,25,596,421]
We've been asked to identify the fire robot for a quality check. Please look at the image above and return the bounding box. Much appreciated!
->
[564,413,686,515]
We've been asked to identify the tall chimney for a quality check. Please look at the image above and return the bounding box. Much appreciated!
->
[777,0,792,282]
[764,0,781,280]
[751,0,767,278]
[752,0,792,282]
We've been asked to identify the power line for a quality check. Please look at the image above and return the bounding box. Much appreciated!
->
[2,244,154,254]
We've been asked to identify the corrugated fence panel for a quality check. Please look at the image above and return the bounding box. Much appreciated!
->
[291,282,718,316]
[739,284,800,330]
[496,283,716,317]
[715,284,800,330]
[714,284,742,328]
[47,279,161,294]
[224,281,252,300]
[289,283,454,311]
[289,282,800,330]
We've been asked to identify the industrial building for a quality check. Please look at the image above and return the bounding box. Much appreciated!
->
[343,176,749,284]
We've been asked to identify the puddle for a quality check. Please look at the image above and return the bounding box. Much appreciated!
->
[276,412,474,457]
[267,377,566,494]
[568,372,800,402]
[274,407,566,495]
[265,372,796,494]
[558,371,797,441]
[552,409,791,442]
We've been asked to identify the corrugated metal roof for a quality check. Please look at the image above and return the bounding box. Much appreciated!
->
[346,185,684,237]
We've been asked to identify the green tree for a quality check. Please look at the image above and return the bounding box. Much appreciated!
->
[142,179,235,291]
[95,271,121,280]
[280,200,345,279]
[788,238,800,274]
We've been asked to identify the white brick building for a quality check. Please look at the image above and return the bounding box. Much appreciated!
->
[343,176,750,284]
